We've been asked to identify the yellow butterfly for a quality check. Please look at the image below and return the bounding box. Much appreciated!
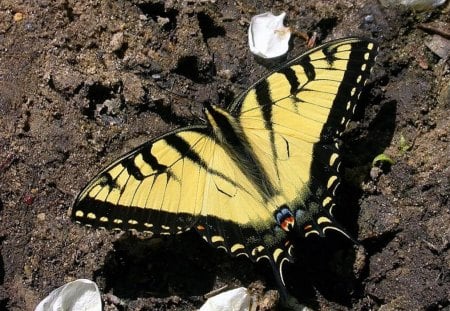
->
[72,37,378,296]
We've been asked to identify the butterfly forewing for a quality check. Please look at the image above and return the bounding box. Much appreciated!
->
[234,38,378,219]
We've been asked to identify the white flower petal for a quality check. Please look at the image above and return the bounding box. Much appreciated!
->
[199,287,251,311]
[248,12,291,58]
[35,279,102,311]
[400,0,446,10]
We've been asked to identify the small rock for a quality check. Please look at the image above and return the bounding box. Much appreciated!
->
[370,166,383,181]
[98,98,121,116]
[364,15,374,23]
[151,74,161,80]
[24,22,34,31]
[23,264,33,279]
[37,213,46,221]
[425,35,450,59]
[157,16,170,27]
[437,81,449,107]
[353,245,367,278]
[122,74,145,106]
[110,32,125,52]
[13,12,24,22]
[257,290,279,311]
[104,293,123,306]
[217,69,233,80]
[23,194,34,205]
[49,66,84,96]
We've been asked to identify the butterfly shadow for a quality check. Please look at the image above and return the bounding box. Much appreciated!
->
[94,230,259,301]
[280,234,360,308]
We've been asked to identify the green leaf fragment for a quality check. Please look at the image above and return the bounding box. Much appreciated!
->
[372,154,395,167]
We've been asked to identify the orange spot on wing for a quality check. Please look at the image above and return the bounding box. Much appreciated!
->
[281,216,295,231]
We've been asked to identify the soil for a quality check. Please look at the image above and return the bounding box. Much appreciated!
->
[0,1,449,310]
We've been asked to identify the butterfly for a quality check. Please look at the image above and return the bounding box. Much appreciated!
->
[72,37,378,297]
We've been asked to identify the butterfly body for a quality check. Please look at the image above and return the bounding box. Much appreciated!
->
[72,37,378,294]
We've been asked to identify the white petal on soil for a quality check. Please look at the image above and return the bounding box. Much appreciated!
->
[248,12,291,58]
[199,287,251,311]
[34,279,102,311]
[400,0,446,10]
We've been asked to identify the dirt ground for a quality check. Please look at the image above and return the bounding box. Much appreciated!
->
[0,0,449,310]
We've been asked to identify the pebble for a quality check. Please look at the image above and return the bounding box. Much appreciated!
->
[438,82,449,107]
[425,35,450,59]
[364,15,374,23]
[13,12,24,22]
[110,32,125,52]
[37,213,46,221]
